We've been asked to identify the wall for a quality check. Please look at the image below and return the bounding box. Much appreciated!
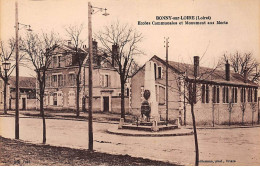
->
[9,98,37,110]
[185,85,259,125]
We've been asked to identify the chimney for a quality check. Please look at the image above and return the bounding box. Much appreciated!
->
[244,69,248,83]
[225,60,230,81]
[68,40,72,46]
[112,44,119,67]
[194,56,200,77]
[92,40,99,66]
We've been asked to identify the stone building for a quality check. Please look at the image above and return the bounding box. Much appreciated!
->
[0,76,36,110]
[43,41,129,113]
[130,55,259,125]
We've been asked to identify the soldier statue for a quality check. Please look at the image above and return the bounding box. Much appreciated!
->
[141,90,151,122]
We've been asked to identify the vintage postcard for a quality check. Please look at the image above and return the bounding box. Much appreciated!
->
[0,0,259,166]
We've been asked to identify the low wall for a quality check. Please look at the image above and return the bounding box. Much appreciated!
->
[9,99,37,110]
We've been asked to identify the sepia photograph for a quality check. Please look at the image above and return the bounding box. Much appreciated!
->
[0,0,259,166]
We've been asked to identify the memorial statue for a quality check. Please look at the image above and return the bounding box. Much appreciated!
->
[141,90,151,122]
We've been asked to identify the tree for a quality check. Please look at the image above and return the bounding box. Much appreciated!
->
[96,22,143,119]
[240,101,246,125]
[21,32,60,144]
[227,101,234,126]
[65,24,86,117]
[222,52,260,83]
[0,40,16,114]
[249,102,257,126]
[173,56,220,166]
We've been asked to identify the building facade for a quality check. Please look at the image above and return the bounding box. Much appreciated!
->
[130,55,259,125]
[43,42,129,113]
[0,76,36,111]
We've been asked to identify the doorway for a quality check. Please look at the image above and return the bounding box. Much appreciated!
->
[103,96,109,112]
[22,98,26,110]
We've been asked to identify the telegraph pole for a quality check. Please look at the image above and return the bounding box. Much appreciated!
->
[15,0,19,139]
[165,37,169,123]
[88,2,93,151]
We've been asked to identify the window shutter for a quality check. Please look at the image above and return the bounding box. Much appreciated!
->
[161,67,163,79]
[108,75,111,87]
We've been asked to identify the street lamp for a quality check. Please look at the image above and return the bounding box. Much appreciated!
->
[0,59,11,115]
[15,0,32,139]
[88,2,109,151]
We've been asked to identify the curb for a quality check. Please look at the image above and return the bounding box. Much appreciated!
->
[106,128,194,137]
[186,125,260,130]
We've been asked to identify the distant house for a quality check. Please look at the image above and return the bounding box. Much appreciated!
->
[4,76,36,110]
[130,55,259,125]
[43,41,129,113]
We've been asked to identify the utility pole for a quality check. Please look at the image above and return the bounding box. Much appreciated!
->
[15,0,19,139]
[88,2,93,151]
[165,37,169,123]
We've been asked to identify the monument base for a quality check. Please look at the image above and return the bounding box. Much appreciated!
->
[121,119,179,132]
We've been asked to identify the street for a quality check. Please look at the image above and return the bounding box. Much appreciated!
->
[0,116,260,166]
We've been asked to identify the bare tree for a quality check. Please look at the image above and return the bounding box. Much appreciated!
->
[249,102,257,126]
[173,57,220,166]
[65,24,86,117]
[240,101,247,125]
[227,101,234,126]
[21,32,60,144]
[96,22,143,119]
[222,52,260,83]
[0,40,16,114]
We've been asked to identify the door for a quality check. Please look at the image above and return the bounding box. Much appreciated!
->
[53,93,57,106]
[22,98,26,110]
[103,96,109,112]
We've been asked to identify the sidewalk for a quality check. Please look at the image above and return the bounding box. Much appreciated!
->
[1,110,260,129]
[0,110,134,124]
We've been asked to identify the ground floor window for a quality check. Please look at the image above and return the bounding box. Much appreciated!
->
[223,86,229,103]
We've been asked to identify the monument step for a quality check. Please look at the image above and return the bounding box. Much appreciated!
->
[122,124,178,132]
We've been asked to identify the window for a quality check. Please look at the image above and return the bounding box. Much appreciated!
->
[154,63,157,79]
[248,88,253,102]
[46,76,50,87]
[58,56,62,67]
[126,88,129,97]
[58,74,63,87]
[223,86,229,103]
[231,87,237,103]
[201,85,205,103]
[206,85,209,103]
[241,87,246,103]
[158,86,166,105]
[104,75,109,87]
[101,74,109,87]
[53,93,57,106]
[51,75,57,87]
[158,66,162,79]
[188,82,196,104]
[212,86,220,103]
[201,84,209,103]
[254,88,258,102]
[53,56,57,68]
[68,73,76,86]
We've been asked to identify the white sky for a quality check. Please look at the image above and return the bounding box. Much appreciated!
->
[0,0,259,77]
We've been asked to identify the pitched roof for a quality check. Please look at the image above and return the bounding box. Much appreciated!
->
[132,55,258,88]
[9,76,36,89]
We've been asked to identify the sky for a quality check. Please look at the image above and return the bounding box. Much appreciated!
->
[0,0,259,77]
